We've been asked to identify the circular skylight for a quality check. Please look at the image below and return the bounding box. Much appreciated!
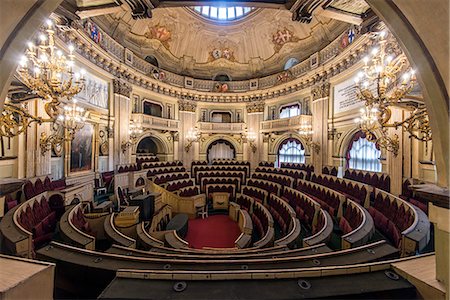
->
[192,6,255,21]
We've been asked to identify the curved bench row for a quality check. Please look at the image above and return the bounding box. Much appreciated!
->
[102,254,429,300]
[106,242,331,260]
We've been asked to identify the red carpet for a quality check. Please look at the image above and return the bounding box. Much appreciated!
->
[185,215,241,249]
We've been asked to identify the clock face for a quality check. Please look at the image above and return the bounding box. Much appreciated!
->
[212,49,222,59]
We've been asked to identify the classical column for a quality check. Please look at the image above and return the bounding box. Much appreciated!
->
[178,99,197,167]
[246,101,264,169]
[112,79,132,166]
[311,82,330,172]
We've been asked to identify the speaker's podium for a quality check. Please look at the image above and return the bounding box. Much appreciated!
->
[129,192,161,222]
[212,192,229,210]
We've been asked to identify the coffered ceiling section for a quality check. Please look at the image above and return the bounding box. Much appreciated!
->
[93,6,349,80]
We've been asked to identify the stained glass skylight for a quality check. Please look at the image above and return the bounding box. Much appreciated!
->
[192,6,255,21]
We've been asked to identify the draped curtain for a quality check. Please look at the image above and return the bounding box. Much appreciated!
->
[347,136,382,172]
[279,104,301,119]
[276,138,305,167]
[208,142,235,162]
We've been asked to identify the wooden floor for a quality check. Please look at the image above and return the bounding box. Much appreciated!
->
[392,254,446,299]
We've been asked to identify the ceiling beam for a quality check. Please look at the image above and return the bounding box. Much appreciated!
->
[316,6,363,25]
[76,3,123,18]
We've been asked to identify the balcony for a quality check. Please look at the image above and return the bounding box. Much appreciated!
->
[197,122,246,134]
[132,114,180,131]
[260,115,312,133]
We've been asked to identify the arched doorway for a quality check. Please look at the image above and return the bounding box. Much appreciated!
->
[207,139,236,162]
[136,137,158,155]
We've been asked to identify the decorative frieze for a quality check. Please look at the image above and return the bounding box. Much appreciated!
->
[246,101,265,113]
[113,79,132,97]
[178,100,197,112]
[57,20,376,103]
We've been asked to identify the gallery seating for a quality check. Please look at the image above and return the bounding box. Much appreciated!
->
[280,162,314,173]
[369,188,430,255]
[177,186,200,197]
[400,178,428,214]
[322,165,338,176]
[246,179,281,196]
[344,169,391,192]
[296,178,345,217]
[310,173,371,207]
[59,203,96,250]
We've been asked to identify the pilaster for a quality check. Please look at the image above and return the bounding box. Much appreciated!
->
[178,100,197,167]
[246,101,264,168]
[112,79,132,166]
[311,82,330,172]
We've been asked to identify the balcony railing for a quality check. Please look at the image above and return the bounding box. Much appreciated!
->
[260,115,312,133]
[197,122,246,134]
[132,114,180,131]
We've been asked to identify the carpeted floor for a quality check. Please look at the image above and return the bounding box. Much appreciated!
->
[185,215,241,249]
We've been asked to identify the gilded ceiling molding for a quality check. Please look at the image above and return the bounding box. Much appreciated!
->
[57,22,376,103]
[113,79,132,97]
[246,101,265,113]
[178,100,197,112]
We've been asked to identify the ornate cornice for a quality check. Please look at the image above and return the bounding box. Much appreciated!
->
[311,81,330,100]
[246,101,265,113]
[57,22,377,103]
[113,79,132,97]
[178,100,197,112]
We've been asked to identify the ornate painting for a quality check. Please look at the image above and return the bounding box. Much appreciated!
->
[144,24,172,48]
[272,28,299,52]
[70,123,94,173]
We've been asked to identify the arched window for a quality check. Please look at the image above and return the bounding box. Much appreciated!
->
[279,103,301,119]
[284,58,299,70]
[276,138,305,167]
[346,132,382,172]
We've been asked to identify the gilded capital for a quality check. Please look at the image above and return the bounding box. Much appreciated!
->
[311,81,330,100]
[246,101,265,113]
[113,79,132,97]
[178,100,197,112]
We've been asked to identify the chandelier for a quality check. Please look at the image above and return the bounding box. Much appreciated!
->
[121,121,143,153]
[298,123,320,154]
[354,29,432,156]
[0,18,86,142]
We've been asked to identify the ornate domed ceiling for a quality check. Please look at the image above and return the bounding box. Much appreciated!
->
[92,6,354,80]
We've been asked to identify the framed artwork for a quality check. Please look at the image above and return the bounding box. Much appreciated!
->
[70,123,94,173]
[250,79,258,90]
[185,77,194,89]
[310,52,319,69]
[125,48,133,66]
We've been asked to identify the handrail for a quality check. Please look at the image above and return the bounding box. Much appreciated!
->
[136,222,165,249]
[104,213,136,248]
[115,252,435,281]
[165,230,189,249]
[303,209,333,246]
[341,199,375,249]
[252,201,275,248]
[62,203,96,250]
